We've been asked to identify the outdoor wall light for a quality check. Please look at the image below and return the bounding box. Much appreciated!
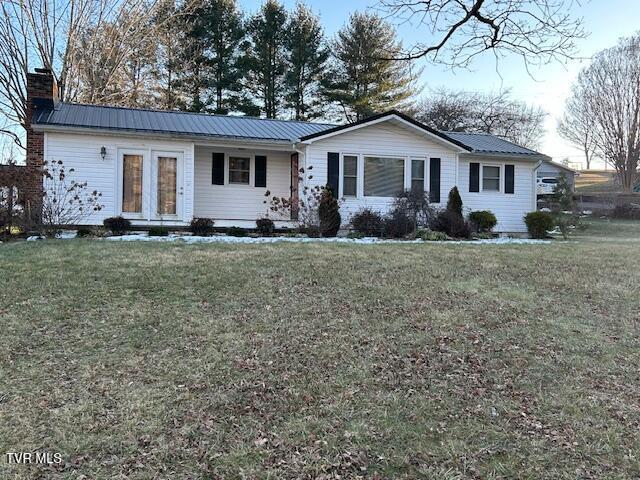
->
[100,146,107,160]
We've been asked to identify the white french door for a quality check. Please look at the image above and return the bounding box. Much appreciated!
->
[151,151,183,220]
[119,149,184,221]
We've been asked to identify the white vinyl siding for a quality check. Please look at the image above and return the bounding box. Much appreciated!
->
[459,157,535,232]
[44,132,194,226]
[193,146,291,221]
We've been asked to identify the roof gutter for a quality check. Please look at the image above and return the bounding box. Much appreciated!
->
[31,123,297,149]
[460,151,551,162]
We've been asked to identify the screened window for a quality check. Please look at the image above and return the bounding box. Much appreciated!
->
[364,156,404,197]
[411,159,425,192]
[228,157,250,184]
[122,154,143,213]
[482,165,501,191]
[343,155,357,196]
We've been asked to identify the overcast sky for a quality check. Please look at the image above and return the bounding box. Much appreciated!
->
[242,0,638,169]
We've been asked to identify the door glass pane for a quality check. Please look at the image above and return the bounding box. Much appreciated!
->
[157,156,177,215]
[122,154,143,213]
[364,156,404,197]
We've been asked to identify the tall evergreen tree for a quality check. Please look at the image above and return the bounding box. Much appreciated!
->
[324,12,418,122]
[180,2,213,112]
[242,0,288,118]
[284,3,328,121]
[201,0,246,114]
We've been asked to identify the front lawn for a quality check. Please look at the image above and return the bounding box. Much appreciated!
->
[1,219,639,479]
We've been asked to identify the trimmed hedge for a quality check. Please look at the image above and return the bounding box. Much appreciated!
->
[103,216,131,235]
[524,211,555,238]
[468,210,497,232]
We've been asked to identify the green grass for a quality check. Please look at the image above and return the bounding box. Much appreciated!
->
[1,219,639,479]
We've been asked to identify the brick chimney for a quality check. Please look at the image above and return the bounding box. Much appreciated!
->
[25,68,58,219]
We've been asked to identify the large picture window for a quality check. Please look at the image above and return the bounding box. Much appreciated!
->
[229,157,250,184]
[482,165,501,192]
[342,155,357,196]
[122,154,143,213]
[364,156,404,197]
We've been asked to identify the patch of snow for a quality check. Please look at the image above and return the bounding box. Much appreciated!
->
[103,233,551,245]
[26,235,43,241]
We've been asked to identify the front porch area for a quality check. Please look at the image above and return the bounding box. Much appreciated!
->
[192,144,299,228]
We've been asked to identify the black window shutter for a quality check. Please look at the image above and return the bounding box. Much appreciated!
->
[212,152,224,185]
[469,162,480,192]
[255,155,267,187]
[429,158,441,203]
[505,164,515,194]
[327,152,339,196]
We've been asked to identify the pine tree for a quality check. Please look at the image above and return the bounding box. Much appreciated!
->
[201,0,246,114]
[324,12,419,122]
[284,3,328,121]
[242,0,288,118]
[180,1,213,112]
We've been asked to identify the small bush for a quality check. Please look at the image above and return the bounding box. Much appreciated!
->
[190,217,215,236]
[318,188,341,237]
[421,230,449,241]
[431,209,471,238]
[524,211,555,238]
[468,210,498,232]
[350,208,383,236]
[392,189,435,229]
[347,231,364,239]
[255,217,275,235]
[76,226,93,237]
[611,203,640,220]
[103,216,131,235]
[148,226,169,237]
[447,186,463,217]
[227,226,247,237]
[382,208,414,238]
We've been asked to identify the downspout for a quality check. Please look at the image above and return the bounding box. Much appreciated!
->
[532,159,543,211]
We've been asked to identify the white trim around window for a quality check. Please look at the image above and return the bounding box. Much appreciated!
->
[222,152,255,187]
[339,153,359,198]
[481,163,502,193]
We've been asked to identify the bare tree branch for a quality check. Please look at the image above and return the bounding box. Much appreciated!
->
[378,0,586,68]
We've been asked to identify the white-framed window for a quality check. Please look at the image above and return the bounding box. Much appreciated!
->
[364,156,405,197]
[411,159,425,192]
[342,154,358,197]
[482,165,501,192]
[228,156,250,184]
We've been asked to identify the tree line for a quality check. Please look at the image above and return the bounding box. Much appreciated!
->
[1,0,584,154]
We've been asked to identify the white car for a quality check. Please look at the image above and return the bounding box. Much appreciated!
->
[536,177,558,195]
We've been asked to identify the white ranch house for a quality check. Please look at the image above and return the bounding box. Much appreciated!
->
[27,69,550,233]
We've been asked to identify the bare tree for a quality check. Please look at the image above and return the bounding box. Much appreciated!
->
[557,85,598,169]
[570,34,640,191]
[415,89,546,148]
[378,0,585,68]
[0,0,198,152]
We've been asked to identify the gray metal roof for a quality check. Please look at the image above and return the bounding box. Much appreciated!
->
[442,131,546,157]
[34,103,335,142]
[34,103,547,158]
